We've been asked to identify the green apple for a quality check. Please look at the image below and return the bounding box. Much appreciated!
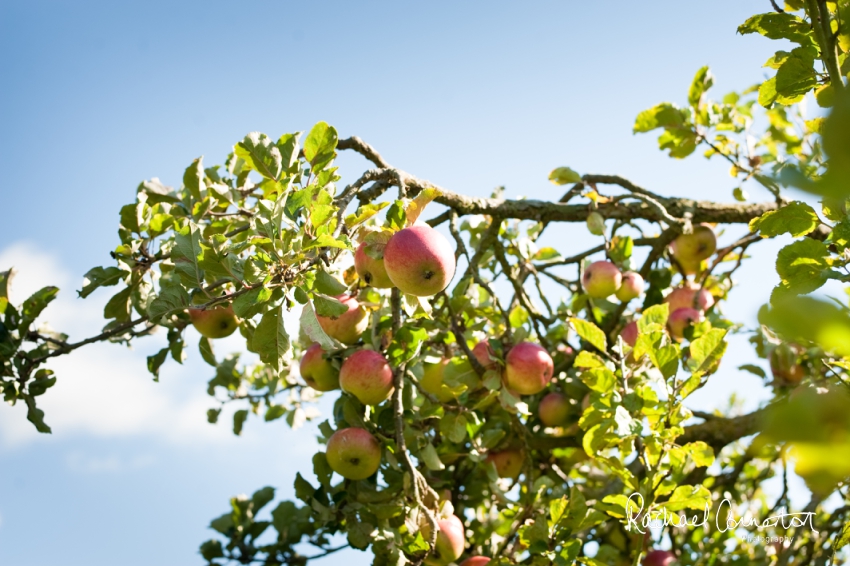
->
[340,349,394,405]
[420,359,454,402]
[383,224,456,297]
[315,295,369,345]
[486,448,524,480]
[667,307,702,341]
[325,427,381,480]
[299,344,339,391]
[423,514,466,565]
[670,223,716,274]
[582,261,622,299]
[188,304,239,339]
[505,342,553,395]
[615,271,644,302]
[538,392,571,427]
[354,242,394,288]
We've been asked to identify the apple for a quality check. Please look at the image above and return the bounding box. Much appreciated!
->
[643,550,676,566]
[486,448,524,480]
[340,349,394,405]
[299,344,339,391]
[670,224,716,274]
[615,271,644,302]
[667,308,703,341]
[383,224,457,297]
[664,283,714,313]
[472,341,499,371]
[423,514,466,565]
[315,294,369,345]
[420,359,454,402]
[460,557,491,566]
[354,242,394,288]
[539,392,571,427]
[582,261,622,299]
[505,342,554,395]
[620,321,639,348]
[188,304,239,339]
[770,343,805,385]
[325,427,381,480]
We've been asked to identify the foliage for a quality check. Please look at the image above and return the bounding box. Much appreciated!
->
[2,2,850,565]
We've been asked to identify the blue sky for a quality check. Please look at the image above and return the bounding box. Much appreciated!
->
[0,1,814,565]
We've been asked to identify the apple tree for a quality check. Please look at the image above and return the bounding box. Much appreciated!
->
[3,2,850,565]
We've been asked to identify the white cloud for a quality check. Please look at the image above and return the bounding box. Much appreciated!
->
[0,242,271,449]
[66,451,157,473]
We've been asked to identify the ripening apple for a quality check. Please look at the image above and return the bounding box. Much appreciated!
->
[423,514,466,565]
[354,242,394,288]
[325,427,381,480]
[670,223,716,273]
[460,557,491,566]
[643,550,676,566]
[299,344,339,391]
[538,392,571,427]
[383,224,456,297]
[664,283,714,313]
[770,343,805,385]
[505,342,554,395]
[582,261,622,299]
[486,448,524,480]
[339,349,394,405]
[620,321,639,348]
[188,304,239,339]
[420,359,454,402]
[667,308,703,341]
[615,271,644,302]
[472,341,499,371]
[315,295,369,345]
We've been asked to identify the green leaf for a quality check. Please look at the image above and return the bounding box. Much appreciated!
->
[758,76,779,108]
[658,128,698,158]
[302,233,349,251]
[580,367,617,393]
[172,223,205,289]
[738,363,766,378]
[252,305,291,372]
[404,188,441,225]
[633,103,685,133]
[299,301,339,350]
[548,167,582,185]
[303,121,338,171]
[836,521,850,552]
[232,286,272,319]
[313,294,348,318]
[750,201,819,238]
[661,485,711,512]
[233,409,249,435]
[199,337,217,366]
[420,443,445,470]
[570,317,607,352]
[737,13,814,46]
[183,156,205,201]
[774,48,818,103]
[24,395,51,433]
[79,266,126,298]
[653,344,680,379]
[235,132,283,181]
[639,303,669,331]
[315,270,348,296]
[509,306,529,328]
[251,486,275,512]
[385,200,406,231]
[688,66,713,107]
[775,238,831,295]
[682,441,715,468]
[688,328,728,374]
[103,286,132,322]
[440,412,468,443]
[345,202,390,229]
[20,286,59,330]
[264,405,286,422]
[573,350,606,369]
[146,347,169,380]
[147,280,190,321]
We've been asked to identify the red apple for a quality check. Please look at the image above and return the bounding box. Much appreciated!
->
[670,224,716,274]
[582,261,622,299]
[505,342,553,395]
[486,448,524,480]
[620,321,639,348]
[354,242,394,288]
[383,224,456,297]
[667,308,703,341]
[423,514,466,565]
[664,283,714,313]
[615,271,644,302]
[472,341,499,371]
[188,304,239,339]
[539,392,571,426]
[315,295,369,345]
[643,550,676,566]
[299,343,339,391]
[326,427,381,480]
[339,349,394,405]
[460,557,491,566]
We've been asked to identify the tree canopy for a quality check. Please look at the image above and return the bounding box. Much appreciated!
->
[3,2,850,565]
